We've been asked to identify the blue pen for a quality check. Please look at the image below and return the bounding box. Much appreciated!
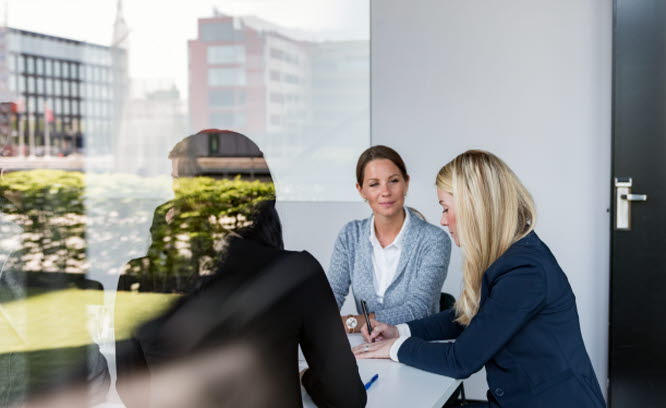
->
[364,373,379,390]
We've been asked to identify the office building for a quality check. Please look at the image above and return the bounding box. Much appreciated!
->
[0,12,127,157]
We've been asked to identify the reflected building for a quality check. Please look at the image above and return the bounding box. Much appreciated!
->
[188,13,310,147]
[114,79,187,177]
[0,13,127,159]
[187,12,370,201]
[188,12,369,151]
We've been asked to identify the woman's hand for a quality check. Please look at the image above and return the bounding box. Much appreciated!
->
[352,338,397,359]
[360,320,399,343]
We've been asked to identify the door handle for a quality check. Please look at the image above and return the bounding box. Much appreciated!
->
[621,194,648,202]
[615,177,648,230]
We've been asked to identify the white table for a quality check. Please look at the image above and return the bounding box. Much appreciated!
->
[300,334,460,408]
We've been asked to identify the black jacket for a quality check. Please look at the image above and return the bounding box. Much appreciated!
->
[116,237,367,408]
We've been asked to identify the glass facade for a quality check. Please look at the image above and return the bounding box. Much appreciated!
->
[0,2,369,406]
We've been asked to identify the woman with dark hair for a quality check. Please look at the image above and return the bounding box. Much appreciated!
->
[328,145,452,333]
[116,131,366,408]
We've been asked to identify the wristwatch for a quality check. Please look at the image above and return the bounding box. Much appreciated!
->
[345,316,358,332]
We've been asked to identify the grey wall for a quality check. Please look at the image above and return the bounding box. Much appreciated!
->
[279,0,612,401]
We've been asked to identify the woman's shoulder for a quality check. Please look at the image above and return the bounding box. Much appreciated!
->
[337,215,372,239]
[408,212,450,244]
[275,249,326,276]
[487,232,556,281]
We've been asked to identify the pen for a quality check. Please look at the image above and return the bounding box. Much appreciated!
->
[360,300,374,340]
[364,373,379,390]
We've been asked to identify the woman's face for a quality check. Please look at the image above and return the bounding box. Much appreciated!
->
[437,188,459,247]
[356,159,409,220]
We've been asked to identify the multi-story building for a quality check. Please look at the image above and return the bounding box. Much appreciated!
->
[188,13,310,141]
[0,23,127,157]
[188,13,369,157]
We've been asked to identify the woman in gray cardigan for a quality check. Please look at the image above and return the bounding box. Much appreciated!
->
[328,145,451,331]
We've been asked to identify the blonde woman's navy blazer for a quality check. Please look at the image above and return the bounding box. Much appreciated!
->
[397,231,606,408]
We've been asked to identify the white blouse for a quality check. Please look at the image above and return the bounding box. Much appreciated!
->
[369,208,410,303]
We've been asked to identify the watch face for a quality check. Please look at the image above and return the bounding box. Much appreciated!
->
[345,316,358,329]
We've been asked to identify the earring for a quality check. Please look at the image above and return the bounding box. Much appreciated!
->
[404,193,407,197]
[364,198,368,203]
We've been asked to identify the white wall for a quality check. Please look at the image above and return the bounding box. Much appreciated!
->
[371,0,611,400]
[279,0,612,401]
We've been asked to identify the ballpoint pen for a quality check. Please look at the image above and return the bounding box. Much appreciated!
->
[360,299,373,340]
[364,373,379,390]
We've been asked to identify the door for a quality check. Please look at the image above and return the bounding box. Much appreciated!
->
[610,0,666,407]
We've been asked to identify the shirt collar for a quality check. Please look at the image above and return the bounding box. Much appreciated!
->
[369,207,411,249]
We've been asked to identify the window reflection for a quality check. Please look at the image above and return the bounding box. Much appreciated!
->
[0,1,369,405]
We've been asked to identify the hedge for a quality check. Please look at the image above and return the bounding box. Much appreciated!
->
[0,170,275,292]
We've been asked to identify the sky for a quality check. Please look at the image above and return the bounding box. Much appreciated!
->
[5,0,369,98]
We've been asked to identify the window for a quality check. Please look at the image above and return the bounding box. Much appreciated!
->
[37,78,44,94]
[36,59,44,75]
[284,74,299,84]
[27,57,35,74]
[208,111,245,128]
[208,89,244,107]
[45,59,52,76]
[207,45,245,64]
[208,112,233,128]
[208,133,219,154]
[270,93,284,104]
[208,68,246,86]
[270,48,284,60]
[8,54,16,72]
[18,55,25,73]
[200,21,241,42]
[27,77,35,93]
[53,61,61,77]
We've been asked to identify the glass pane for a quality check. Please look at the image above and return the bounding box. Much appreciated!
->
[207,67,246,86]
[0,1,369,405]
[207,45,245,64]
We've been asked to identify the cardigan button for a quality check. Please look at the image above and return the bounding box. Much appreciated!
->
[494,388,505,397]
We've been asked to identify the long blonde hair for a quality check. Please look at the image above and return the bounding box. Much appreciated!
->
[436,150,536,326]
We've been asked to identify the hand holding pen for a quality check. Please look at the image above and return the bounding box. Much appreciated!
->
[360,320,399,344]
[360,300,374,341]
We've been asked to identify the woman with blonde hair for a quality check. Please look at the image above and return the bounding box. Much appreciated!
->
[353,150,605,408]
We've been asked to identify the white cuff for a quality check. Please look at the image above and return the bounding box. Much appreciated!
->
[389,336,409,362]
[396,323,411,338]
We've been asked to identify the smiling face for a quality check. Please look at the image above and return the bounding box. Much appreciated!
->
[356,159,409,220]
[437,188,459,247]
